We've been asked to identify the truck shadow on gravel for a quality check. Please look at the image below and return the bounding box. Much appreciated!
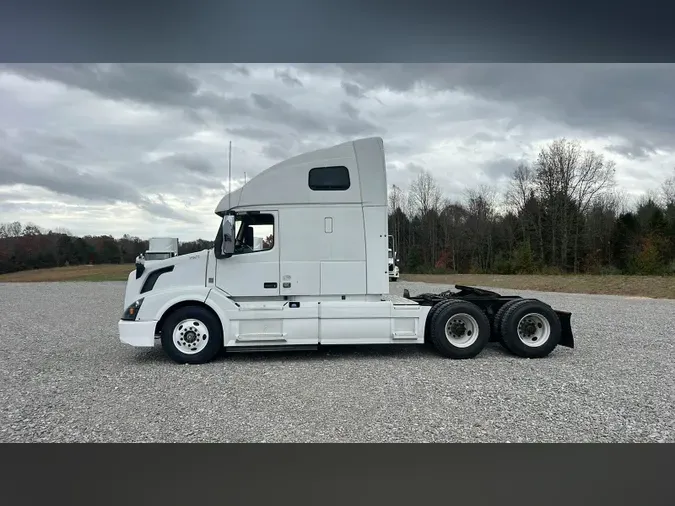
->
[129,342,515,365]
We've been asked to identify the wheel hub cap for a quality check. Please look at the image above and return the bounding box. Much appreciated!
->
[173,319,210,355]
[449,320,468,337]
[443,313,479,349]
[516,313,551,347]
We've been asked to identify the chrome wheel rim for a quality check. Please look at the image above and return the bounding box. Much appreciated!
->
[444,313,480,348]
[517,313,551,348]
[173,318,209,355]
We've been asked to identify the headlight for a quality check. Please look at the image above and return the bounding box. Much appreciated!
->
[122,298,144,321]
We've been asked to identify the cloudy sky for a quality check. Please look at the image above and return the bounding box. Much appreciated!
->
[1,63,674,241]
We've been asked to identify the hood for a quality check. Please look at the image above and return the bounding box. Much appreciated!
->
[123,249,210,309]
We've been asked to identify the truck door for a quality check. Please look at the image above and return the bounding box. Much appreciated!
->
[215,210,280,297]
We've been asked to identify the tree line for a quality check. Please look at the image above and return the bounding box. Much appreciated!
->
[389,138,675,276]
[2,137,674,277]
[0,223,214,275]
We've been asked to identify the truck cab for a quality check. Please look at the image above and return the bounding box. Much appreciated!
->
[118,137,574,364]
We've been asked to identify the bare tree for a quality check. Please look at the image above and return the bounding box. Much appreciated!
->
[505,163,537,245]
[532,138,616,271]
[534,138,583,269]
[0,222,23,238]
[567,150,616,271]
[388,184,405,214]
[388,184,405,255]
[661,167,675,207]
[439,201,466,271]
[406,171,444,265]
[464,185,497,272]
[408,170,443,217]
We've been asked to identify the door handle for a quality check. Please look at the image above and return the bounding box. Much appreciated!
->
[264,282,278,289]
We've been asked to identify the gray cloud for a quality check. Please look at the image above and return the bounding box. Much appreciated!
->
[160,153,216,175]
[606,139,659,161]
[406,162,426,175]
[261,143,292,161]
[335,117,381,137]
[0,148,199,224]
[1,63,674,240]
[2,63,199,108]
[340,101,360,120]
[333,63,675,153]
[341,81,366,99]
[480,157,523,180]
[226,127,282,142]
[274,69,303,88]
[0,148,135,203]
[250,93,328,134]
[465,132,501,146]
[234,65,250,77]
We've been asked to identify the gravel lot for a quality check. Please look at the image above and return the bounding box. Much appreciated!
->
[1,280,673,443]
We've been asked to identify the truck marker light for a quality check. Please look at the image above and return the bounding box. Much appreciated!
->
[122,298,144,321]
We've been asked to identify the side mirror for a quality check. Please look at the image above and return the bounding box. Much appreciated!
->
[135,254,145,279]
[220,215,235,258]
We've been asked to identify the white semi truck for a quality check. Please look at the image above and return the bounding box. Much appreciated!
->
[119,137,574,364]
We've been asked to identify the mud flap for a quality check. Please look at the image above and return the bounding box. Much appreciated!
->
[556,310,574,348]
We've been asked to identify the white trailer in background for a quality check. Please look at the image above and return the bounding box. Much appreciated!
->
[118,137,574,364]
[144,237,179,262]
[388,235,399,281]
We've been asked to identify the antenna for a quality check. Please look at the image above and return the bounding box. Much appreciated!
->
[244,171,247,185]
[228,141,232,211]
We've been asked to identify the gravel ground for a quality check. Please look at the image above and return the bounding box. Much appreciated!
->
[1,280,673,443]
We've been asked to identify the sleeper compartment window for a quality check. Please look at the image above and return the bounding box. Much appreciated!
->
[308,166,351,191]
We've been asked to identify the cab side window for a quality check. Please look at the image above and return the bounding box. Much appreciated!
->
[233,213,275,254]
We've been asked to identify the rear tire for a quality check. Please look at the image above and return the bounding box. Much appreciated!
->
[429,300,491,359]
[424,302,444,346]
[161,305,223,364]
[499,299,562,358]
[492,299,527,347]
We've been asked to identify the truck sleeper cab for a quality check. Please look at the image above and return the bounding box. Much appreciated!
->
[118,137,574,365]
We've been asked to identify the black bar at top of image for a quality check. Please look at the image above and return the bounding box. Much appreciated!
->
[0,0,674,61]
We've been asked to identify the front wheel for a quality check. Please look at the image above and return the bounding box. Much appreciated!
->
[161,305,223,364]
[499,299,562,358]
[428,299,491,359]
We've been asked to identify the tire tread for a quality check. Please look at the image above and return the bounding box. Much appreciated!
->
[161,305,223,364]
[499,299,561,358]
[428,299,491,359]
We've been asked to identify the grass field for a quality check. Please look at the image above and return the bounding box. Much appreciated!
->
[402,273,675,299]
[0,264,135,282]
[1,264,674,299]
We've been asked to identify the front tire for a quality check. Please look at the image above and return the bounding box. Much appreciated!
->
[499,299,562,358]
[428,299,491,359]
[161,305,223,364]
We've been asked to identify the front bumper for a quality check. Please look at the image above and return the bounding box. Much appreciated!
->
[118,319,158,347]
